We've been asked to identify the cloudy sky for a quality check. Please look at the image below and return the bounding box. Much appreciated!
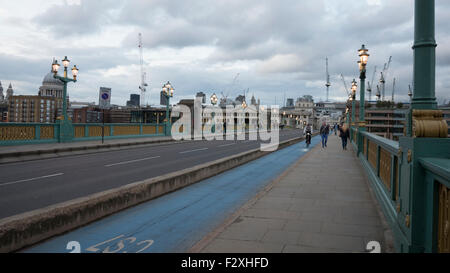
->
[0,0,449,106]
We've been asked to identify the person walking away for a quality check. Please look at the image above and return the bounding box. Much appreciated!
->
[303,123,312,147]
[339,123,350,150]
[319,122,329,148]
[334,123,337,135]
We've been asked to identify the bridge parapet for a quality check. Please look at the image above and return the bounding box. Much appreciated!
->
[0,122,166,146]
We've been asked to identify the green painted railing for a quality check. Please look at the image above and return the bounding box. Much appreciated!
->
[354,129,450,253]
[0,122,166,146]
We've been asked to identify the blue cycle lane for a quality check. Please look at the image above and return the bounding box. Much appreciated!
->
[23,135,321,253]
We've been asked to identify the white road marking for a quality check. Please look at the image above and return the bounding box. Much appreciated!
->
[218,143,236,147]
[0,173,64,187]
[179,148,208,154]
[105,156,161,167]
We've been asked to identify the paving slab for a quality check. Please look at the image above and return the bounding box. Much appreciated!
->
[197,134,393,253]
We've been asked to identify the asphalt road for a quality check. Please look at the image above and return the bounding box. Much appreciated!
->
[0,129,303,219]
[23,135,321,253]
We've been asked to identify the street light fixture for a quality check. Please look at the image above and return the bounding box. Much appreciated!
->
[351,79,357,100]
[210,93,218,105]
[51,56,79,142]
[162,81,174,136]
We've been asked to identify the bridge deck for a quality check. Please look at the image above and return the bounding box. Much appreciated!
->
[198,133,393,253]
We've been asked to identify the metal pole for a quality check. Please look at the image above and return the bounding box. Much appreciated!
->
[62,81,68,121]
[359,71,366,122]
[412,0,437,110]
[102,108,104,144]
[166,95,170,136]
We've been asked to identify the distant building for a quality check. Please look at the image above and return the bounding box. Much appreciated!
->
[365,108,407,140]
[8,95,60,123]
[0,81,4,102]
[286,98,294,108]
[196,92,206,103]
[126,94,140,107]
[6,73,67,123]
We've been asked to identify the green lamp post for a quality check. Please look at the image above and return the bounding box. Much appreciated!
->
[350,79,357,141]
[357,45,369,154]
[52,56,79,142]
[210,93,218,133]
[358,44,369,124]
[162,81,174,136]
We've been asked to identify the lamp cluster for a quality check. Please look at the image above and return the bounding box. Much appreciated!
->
[162,81,174,97]
[52,56,79,80]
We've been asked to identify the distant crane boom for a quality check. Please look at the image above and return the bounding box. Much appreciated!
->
[367,65,377,101]
[380,56,392,101]
[391,77,396,102]
[138,33,148,107]
[325,57,331,102]
[340,74,349,97]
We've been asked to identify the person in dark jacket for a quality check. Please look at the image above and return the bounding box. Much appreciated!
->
[319,122,330,148]
[339,123,350,150]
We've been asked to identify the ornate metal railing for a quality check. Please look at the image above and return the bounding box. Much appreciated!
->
[418,157,450,253]
[0,122,166,146]
[359,132,400,213]
[0,123,59,145]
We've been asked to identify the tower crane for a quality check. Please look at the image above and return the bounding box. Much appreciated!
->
[138,33,148,107]
[325,57,331,102]
[379,56,392,101]
[366,65,377,102]
[340,74,350,97]
[391,77,396,102]
[220,73,240,105]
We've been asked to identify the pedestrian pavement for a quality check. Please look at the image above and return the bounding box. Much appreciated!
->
[196,133,394,253]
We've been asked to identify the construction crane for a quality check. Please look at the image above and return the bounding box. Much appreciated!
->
[138,33,148,107]
[325,57,331,102]
[391,77,396,102]
[340,74,350,97]
[366,65,377,102]
[379,56,392,101]
[220,73,240,105]
[376,84,381,100]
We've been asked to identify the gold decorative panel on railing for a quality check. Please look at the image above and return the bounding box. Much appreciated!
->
[74,126,85,138]
[40,126,54,139]
[88,126,110,137]
[0,126,35,141]
[379,148,392,191]
[368,141,377,170]
[438,183,450,253]
[114,125,140,136]
[363,137,367,156]
[395,157,399,201]
[143,125,156,135]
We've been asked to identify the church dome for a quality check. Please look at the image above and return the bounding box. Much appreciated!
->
[42,72,63,86]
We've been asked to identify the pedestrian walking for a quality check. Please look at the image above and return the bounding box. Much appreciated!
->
[334,123,337,135]
[319,122,329,148]
[339,123,350,150]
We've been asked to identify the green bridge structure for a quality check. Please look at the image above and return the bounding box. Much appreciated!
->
[0,0,448,253]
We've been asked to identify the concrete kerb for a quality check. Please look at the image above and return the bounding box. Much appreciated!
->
[0,134,304,253]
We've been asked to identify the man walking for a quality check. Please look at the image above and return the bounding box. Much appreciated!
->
[319,122,329,148]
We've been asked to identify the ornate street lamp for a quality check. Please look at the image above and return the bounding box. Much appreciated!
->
[210,93,218,106]
[358,44,369,126]
[351,79,357,127]
[52,56,79,142]
[162,81,174,136]
[210,93,218,133]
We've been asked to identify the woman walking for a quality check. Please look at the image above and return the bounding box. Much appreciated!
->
[339,123,350,150]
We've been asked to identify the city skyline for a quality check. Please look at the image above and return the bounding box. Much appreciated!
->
[1,0,449,107]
